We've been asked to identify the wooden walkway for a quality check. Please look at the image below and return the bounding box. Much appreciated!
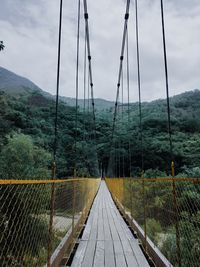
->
[71,181,150,267]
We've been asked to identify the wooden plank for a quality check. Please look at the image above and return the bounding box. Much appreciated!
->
[82,193,100,240]
[72,185,100,267]
[81,187,101,266]
[102,194,112,241]
[116,210,149,267]
[109,198,139,267]
[105,240,115,267]
[103,183,127,266]
[93,241,105,267]
[97,193,104,241]
[104,183,127,267]
[71,241,88,267]
[71,181,150,267]
[103,187,116,266]
[105,196,120,241]
[128,240,150,267]
[109,202,127,241]
[110,204,140,266]
[111,196,149,267]
[82,203,95,240]
[81,240,96,267]
[113,241,127,267]
[106,182,149,267]
[117,211,138,241]
[121,240,139,267]
[89,192,100,241]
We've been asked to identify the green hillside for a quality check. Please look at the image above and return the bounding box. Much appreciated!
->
[0,67,45,96]
[59,96,115,111]
[0,67,115,111]
[116,89,200,175]
[0,67,200,178]
[0,83,200,178]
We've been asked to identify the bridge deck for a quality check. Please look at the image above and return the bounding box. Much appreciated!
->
[71,181,150,267]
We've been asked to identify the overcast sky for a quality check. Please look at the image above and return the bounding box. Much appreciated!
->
[0,0,200,102]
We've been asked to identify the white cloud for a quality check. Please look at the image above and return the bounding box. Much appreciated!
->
[0,0,199,102]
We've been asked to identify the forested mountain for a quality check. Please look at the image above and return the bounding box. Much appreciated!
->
[0,66,200,178]
[59,96,115,111]
[106,89,200,177]
[0,68,199,266]
[0,67,115,111]
[0,67,48,96]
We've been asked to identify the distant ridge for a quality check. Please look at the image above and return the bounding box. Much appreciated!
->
[0,66,115,110]
[0,66,199,111]
[0,67,41,94]
[59,96,115,110]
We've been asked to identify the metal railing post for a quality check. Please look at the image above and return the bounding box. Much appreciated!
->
[171,161,181,267]
[72,169,76,237]
[47,162,56,267]
[142,171,147,253]
[130,178,134,229]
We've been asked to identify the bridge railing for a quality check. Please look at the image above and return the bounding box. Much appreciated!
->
[106,177,200,267]
[0,178,100,267]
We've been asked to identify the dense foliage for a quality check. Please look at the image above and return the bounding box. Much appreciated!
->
[0,88,199,266]
[0,41,4,51]
[0,89,200,178]
[0,91,100,178]
[121,177,200,267]
[0,134,50,266]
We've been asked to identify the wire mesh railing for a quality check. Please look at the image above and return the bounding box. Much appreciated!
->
[0,178,100,267]
[106,177,200,267]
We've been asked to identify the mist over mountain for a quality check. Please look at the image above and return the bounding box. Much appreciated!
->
[0,65,200,176]
[0,66,115,110]
[0,66,199,113]
[0,67,44,95]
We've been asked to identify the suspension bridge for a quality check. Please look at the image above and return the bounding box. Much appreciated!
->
[0,0,199,267]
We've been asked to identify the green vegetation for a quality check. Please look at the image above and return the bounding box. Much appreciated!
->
[0,41,4,51]
[0,69,199,266]
[122,177,200,267]
[0,134,51,266]
[0,90,100,178]
[0,133,51,179]
[0,88,200,177]
[59,96,115,111]
[108,90,200,177]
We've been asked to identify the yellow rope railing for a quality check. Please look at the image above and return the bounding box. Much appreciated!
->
[106,177,200,267]
[0,178,90,185]
[0,178,100,267]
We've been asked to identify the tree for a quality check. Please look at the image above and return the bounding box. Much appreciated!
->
[0,41,5,51]
[0,133,51,179]
[0,133,51,266]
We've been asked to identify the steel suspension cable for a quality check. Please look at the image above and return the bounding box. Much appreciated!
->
[160,1,181,266]
[74,0,81,177]
[118,103,121,177]
[87,64,91,142]
[83,0,95,125]
[83,23,87,145]
[126,25,131,177]
[83,0,99,174]
[135,0,144,174]
[82,12,87,175]
[134,2,147,251]
[114,139,117,177]
[160,0,173,161]
[108,0,130,176]
[48,1,63,265]
[111,0,130,140]
[53,0,63,164]
[87,70,90,113]
[121,65,125,177]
